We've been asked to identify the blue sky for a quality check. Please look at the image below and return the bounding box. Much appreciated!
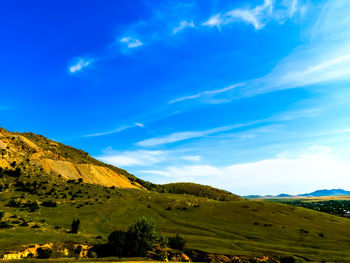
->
[1,0,350,195]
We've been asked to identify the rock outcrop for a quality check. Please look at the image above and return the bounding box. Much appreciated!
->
[0,127,141,189]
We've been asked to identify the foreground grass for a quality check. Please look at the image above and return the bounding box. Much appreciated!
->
[3,258,158,262]
[1,186,350,261]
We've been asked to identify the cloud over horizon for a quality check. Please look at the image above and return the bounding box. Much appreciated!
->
[140,146,350,195]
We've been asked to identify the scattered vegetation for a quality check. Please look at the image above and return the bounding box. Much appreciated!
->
[273,199,350,217]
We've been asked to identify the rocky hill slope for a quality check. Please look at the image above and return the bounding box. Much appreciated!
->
[0,127,141,189]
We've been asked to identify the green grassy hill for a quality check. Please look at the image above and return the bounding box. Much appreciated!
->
[2,128,350,261]
[0,169,350,261]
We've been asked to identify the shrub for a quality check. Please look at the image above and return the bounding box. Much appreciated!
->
[26,201,40,212]
[74,245,82,258]
[0,210,4,220]
[6,199,21,208]
[168,234,186,251]
[87,250,97,258]
[41,200,57,207]
[5,167,21,177]
[37,247,52,259]
[70,218,80,233]
[19,222,29,227]
[0,221,13,228]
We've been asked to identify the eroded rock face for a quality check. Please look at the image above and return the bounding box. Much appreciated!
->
[0,127,141,189]
[2,242,92,260]
[147,247,192,262]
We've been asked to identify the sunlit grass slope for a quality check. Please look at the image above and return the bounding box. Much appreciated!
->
[1,183,350,261]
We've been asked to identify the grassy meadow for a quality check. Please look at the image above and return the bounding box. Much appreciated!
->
[1,175,350,261]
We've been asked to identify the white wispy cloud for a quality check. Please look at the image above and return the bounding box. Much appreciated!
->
[140,146,350,195]
[173,20,195,34]
[177,0,350,104]
[202,0,275,30]
[169,83,244,104]
[99,149,166,167]
[136,106,321,147]
[84,122,144,137]
[246,50,350,98]
[136,121,260,147]
[202,14,223,29]
[69,58,93,73]
[289,0,298,17]
[227,0,273,30]
[272,108,322,121]
[120,37,143,48]
[243,0,350,97]
[84,126,131,137]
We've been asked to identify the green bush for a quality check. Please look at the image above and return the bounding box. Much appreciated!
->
[70,218,80,233]
[26,201,39,212]
[124,217,162,257]
[168,234,186,251]
[0,221,13,228]
[87,250,97,258]
[37,247,52,259]
[41,200,57,207]
[6,199,21,208]
[108,230,126,256]
[96,217,164,257]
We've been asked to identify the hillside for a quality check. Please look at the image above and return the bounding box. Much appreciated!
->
[1,127,239,201]
[0,167,350,261]
[1,128,350,261]
[0,127,143,189]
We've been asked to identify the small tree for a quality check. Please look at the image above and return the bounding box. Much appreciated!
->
[108,230,126,256]
[168,234,186,251]
[125,217,161,257]
[70,218,80,234]
[91,217,164,258]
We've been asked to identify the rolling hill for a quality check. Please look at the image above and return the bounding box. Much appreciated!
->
[299,189,350,197]
[1,127,350,261]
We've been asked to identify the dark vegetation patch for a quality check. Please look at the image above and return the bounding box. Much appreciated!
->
[273,199,350,217]
[156,182,239,201]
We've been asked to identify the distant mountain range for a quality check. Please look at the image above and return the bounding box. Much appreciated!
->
[244,189,350,199]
